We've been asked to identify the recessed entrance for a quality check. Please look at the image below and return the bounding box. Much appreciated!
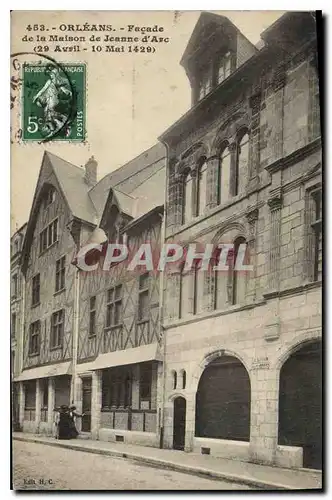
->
[278,340,322,470]
[173,396,186,451]
[195,355,250,441]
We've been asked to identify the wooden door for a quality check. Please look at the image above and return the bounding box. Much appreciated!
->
[173,397,186,451]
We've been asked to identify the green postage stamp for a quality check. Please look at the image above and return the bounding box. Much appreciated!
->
[22,62,86,142]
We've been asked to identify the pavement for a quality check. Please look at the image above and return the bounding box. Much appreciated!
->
[13,432,322,490]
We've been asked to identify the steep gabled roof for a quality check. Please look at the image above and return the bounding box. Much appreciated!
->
[46,152,98,225]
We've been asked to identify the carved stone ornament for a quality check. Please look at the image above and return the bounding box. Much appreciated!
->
[267,187,282,211]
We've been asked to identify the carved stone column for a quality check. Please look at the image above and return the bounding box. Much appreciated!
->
[267,188,282,292]
[248,91,262,189]
[190,168,198,218]
[245,207,259,302]
[206,155,219,210]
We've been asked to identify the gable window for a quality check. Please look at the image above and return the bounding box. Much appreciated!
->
[235,131,249,196]
[32,273,40,306]
[106,285,122,328]
[138,273,149,322]
[89,296,96,337]
[183,171,193,224]
[51,309,64,349]
[219,143,231,204]
[12,273,18,298]
[40,218,58,253]
[217,51,232,84]
[45,188,55,208]
[55,256,66,292]
[197,160,207,216]
[29,320,40,355]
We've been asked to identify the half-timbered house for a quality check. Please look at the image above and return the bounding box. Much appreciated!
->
[15,144,166,446]
[159,12,322,470]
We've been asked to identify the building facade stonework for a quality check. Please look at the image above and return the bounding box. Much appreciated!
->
[159,12,321,470]
[12,12,322,471]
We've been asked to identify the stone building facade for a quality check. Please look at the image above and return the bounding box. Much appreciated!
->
[159,12,322,470]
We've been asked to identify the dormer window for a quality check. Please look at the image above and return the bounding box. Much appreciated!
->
[199,73,212,101]
[217,51,232,84]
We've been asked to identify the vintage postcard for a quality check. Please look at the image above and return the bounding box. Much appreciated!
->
[11,10,323,491]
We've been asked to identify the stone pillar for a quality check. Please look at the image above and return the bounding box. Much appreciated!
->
[35,379,41,433]
[184,391,196,452]
[75,376,83,432]
[267,188,282,292]
[206,156,219,209]
[47,377,55,432]
[91,370,102,440]
[131,364,140,409]
[150,362,158,410]
[202,269,215,312]
[249,366,279,465]
[248,91,262,189]
[165,272,181,321]
[245,207,259,303]
[228,141,238,197]
[18,381,25,428]
[162,400,174,449]
[190,168,198,218]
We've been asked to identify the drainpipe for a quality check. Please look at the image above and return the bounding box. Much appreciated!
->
[158,140,170,449]
[71,268,80,405]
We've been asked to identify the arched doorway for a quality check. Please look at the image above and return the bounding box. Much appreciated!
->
[278,340,322,470]
[195,355,250,441]
[173,397,186,450]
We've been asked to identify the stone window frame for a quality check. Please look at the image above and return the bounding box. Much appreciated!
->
[182,168,193,225]
[217,140,231,205]
[234,127,250,197]
[304,183,322,283]
[196,156,208,217]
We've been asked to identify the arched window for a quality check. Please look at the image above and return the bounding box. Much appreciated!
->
[235,131,249,196]
[219,143,231,205]
[182,370,186,390]
[197,159,207,216]
[172,370,177,390]
[231,237,247,305]
[183,171,193,224]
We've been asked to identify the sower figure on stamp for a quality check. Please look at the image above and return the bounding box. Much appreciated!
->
[33,64,72,138]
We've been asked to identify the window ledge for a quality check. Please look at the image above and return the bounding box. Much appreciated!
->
[54,288,66,297]
[31,302,41,309]
[164,299,266,330]
[49,345,63,352]
[104,324,123,332]
[39,240,59,257]
[88,333,97,339]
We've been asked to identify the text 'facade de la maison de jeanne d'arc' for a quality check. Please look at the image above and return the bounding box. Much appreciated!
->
[12,12,322,471]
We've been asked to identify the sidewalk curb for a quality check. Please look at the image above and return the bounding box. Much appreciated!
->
[14,435,299,490]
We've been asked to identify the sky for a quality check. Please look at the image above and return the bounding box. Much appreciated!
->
[11,10,285,232]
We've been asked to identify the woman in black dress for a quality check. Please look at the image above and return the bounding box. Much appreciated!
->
[57,405,72,440]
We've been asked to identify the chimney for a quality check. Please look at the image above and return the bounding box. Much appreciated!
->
[84,156,97,186]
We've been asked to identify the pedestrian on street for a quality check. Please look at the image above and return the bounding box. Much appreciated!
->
[57,405,72,440]
[68,405,85,439]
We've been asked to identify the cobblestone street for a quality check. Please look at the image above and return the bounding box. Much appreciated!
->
[13,441,253,490]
